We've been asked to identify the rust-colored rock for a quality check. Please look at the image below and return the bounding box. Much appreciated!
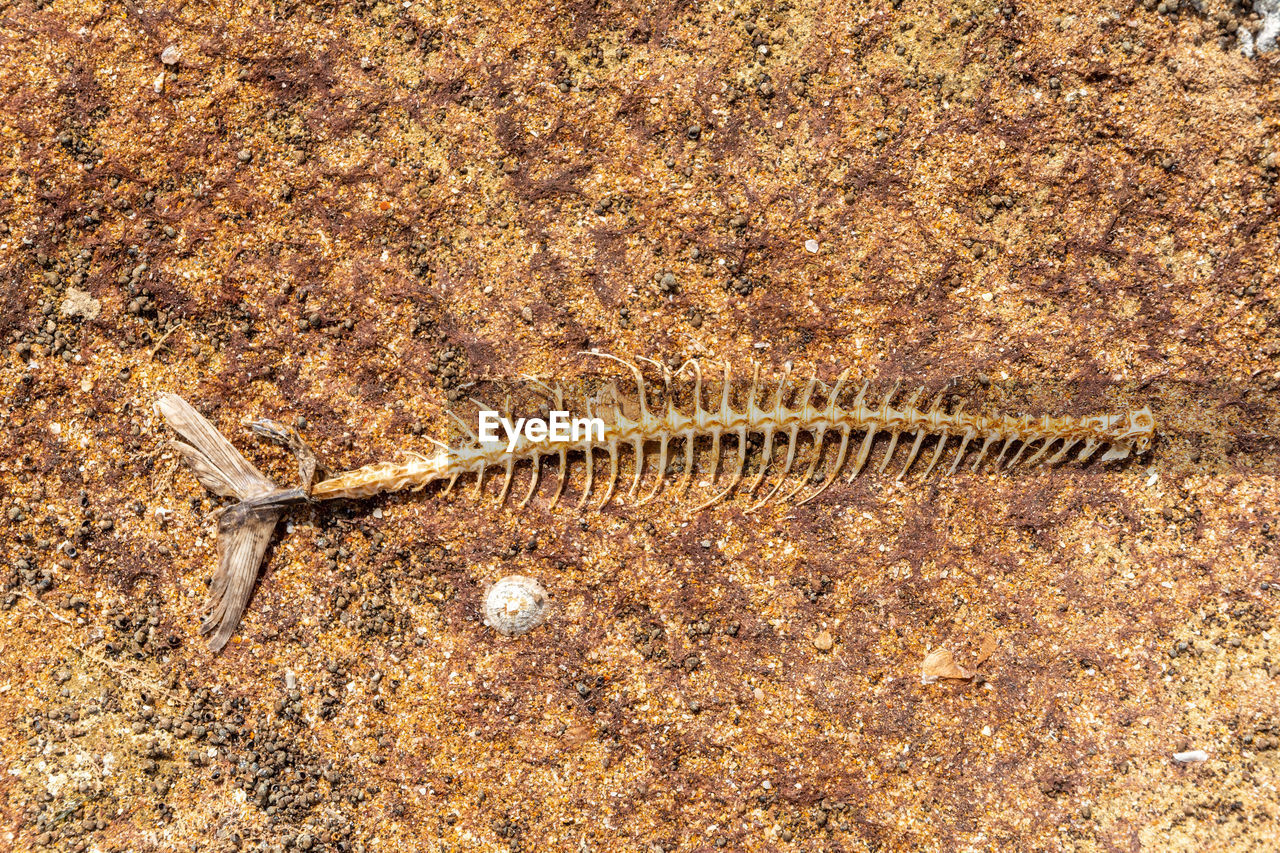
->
[1,1,1276,851]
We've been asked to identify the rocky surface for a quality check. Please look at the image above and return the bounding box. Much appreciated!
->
[1,0,1277,851]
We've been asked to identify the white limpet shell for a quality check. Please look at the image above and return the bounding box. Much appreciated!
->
[483,575,550,636]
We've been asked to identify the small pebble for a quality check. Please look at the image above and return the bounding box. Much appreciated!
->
[804,239,819,254]
[160,45,182,65]
[813,630,833,651]
[237,149,252,164]
[1173,750,1208,764]
[60,288,101,321]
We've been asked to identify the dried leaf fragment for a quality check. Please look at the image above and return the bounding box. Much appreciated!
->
[975,635,998,666]
[921,648,973,684]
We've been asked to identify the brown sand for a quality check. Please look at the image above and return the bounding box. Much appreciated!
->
[1,1,1277,851]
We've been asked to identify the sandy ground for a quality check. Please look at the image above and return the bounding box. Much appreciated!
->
[1,0,1278,851]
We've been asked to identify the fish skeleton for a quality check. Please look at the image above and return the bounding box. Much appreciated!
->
[156,354,1155,651]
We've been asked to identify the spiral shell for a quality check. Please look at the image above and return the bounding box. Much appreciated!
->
[483,575,550,636]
